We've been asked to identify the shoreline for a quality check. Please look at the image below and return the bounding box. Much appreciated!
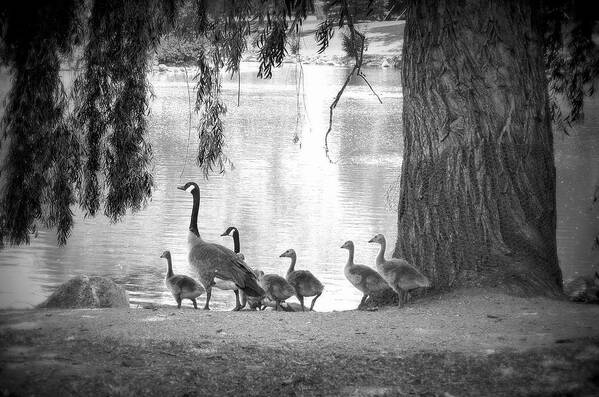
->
[2,289,599,395]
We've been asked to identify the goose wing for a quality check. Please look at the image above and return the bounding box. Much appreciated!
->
[189,241,264,296]
[354,264,389,291]
[288,270,324,294]
[167,275,202,293]
[384,258,429,289]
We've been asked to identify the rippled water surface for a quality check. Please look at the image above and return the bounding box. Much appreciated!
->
[0,64,597,310]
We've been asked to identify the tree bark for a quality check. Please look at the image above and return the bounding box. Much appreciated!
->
[394,0,563,296]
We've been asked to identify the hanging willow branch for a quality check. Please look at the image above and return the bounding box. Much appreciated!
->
[0,1,84,245]
[323,0,382,163]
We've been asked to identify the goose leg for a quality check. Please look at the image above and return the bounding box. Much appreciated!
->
[176,295,182,309]
[397,290,405,308]
[232,289,241,311]
[358,294,368,309]
[239,291,247,310]
[298,295,305,311]
[309,292,322,311]
[275,301,280,311]
[204,286,212,310]
[191,298,198,309]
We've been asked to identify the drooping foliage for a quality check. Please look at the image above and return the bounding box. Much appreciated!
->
[544,0,599,131]
[0,0,176,245]
[0,1,84,245]
[0,0,597,248]
[73,0,176,220]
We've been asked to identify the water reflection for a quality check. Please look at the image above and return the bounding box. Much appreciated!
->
[0,64,597,310]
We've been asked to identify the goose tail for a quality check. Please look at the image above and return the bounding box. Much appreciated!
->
[239,276,265,298]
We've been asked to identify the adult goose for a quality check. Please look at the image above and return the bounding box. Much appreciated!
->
[219,226,248,310]
[161,250,205,309]
[255,270,296,311]
[368,234,430,307]
[178,182,264,310]
[341,240,390,309]
[280,248,324,311]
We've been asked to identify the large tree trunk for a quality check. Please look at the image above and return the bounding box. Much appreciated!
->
[394,0,563,296]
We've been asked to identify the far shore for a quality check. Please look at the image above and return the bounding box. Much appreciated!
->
[1,288,598,396]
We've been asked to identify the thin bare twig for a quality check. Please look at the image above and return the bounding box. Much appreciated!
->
[358,71,383,104]
[324,0,382,163]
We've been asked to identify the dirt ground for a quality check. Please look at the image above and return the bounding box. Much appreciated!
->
[1,289,599,396]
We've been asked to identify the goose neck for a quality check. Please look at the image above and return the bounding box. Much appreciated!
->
[166,256,174,278]
[232,230,240,253]
[286,254,297,275]
[189,187,200,237]
[376,239,386,265]
[346,246,355,267]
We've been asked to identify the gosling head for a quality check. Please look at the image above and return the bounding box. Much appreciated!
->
[177,181,199,193]
[368,234,385,244]
[279,248,296,258]
[254,270,265,280]
[160,250,171,259]
[220,226,238,237]
[340,240,354,250]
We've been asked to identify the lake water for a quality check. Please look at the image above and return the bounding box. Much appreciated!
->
[0,63,597,311]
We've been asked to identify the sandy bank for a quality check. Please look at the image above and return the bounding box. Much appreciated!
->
[1,290,598,396]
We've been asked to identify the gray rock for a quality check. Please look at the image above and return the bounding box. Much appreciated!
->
[38,275,129,309]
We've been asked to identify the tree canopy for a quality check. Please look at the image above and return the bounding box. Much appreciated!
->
[0,0,597,248]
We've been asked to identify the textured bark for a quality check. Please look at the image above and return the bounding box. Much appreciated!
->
[394,0,562,296]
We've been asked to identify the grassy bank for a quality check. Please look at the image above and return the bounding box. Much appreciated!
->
[1,290,598,396]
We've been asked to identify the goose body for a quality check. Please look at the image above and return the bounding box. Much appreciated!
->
[219,226,250,310]
[161,250,205,309]
[255,270,296,311]
[368,234,430,307]
[341,240,390,309]
[178,182,264,310]
[280,249,324,311]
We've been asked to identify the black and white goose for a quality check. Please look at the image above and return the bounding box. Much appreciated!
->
[178,182,264,310]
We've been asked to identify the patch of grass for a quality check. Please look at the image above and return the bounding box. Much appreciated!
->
[1,329,598,396]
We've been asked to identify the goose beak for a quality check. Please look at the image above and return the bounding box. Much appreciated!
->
[279,253,285,258]
[368,237,375,243]
[220,232,228,236]
[176,185,185,191]
[159,253,164,258]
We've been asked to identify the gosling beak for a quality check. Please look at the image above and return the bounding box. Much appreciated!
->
[368,237,375,243]
[160,254,164,258]
[279,253,285,258]
[176,185,185,191]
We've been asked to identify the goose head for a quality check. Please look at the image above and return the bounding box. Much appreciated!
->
[160,250,171,259]
[177,181,199,192]
[279,248,296,258]
[220,226,238,237]
[254,269,265,280]
[368,234,385,244]
[340,240,354,250]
